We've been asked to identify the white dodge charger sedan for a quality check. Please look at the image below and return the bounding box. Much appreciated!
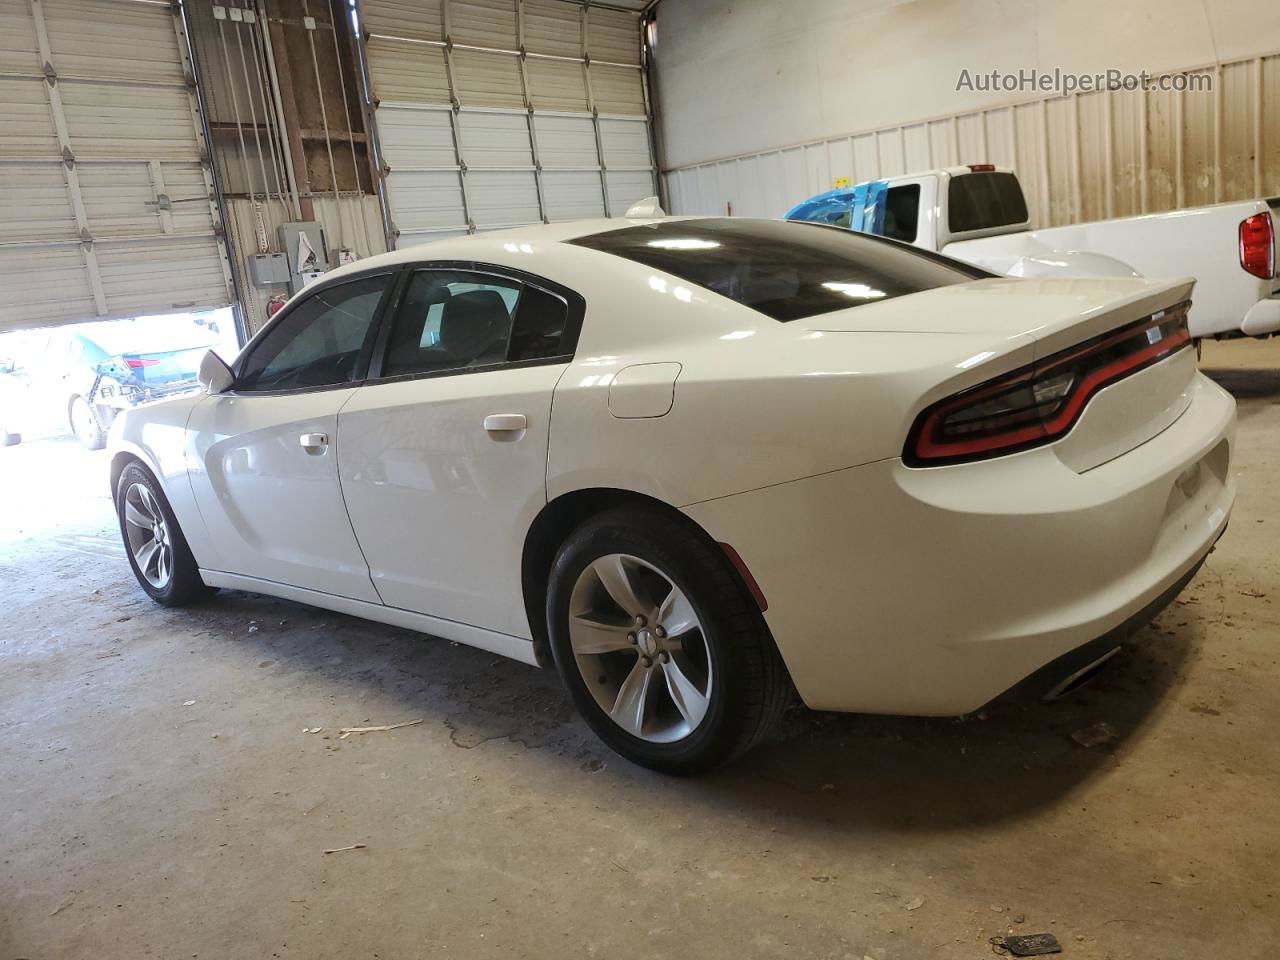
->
[108,214,1236,773]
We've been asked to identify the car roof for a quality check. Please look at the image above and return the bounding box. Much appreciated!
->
[317,216,700,285]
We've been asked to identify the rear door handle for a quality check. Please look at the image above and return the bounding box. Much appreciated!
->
[299,432,329,451]
[483,414,526,434]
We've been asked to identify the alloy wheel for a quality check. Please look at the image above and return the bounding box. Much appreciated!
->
[567,553,713,743]
[122,482,173,589]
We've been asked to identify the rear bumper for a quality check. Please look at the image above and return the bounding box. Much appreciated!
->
[1003,535,1218,703]
[684,372,1236,715]
[1241,298,1280,337]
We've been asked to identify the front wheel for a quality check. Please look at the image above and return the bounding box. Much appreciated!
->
[547,507,789,774]
[115,462,212,606]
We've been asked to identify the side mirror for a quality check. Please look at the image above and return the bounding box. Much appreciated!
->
[198,350,235,395]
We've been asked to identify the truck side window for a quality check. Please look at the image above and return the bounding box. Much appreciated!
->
[883,185,920,243]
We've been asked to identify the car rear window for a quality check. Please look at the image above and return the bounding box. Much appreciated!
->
[568,217,987,322]
[948,172,1028,233]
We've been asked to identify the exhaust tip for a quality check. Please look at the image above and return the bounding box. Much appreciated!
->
[1042,645,1122,702]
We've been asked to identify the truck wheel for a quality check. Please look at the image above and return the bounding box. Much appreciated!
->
[70,395,107,450]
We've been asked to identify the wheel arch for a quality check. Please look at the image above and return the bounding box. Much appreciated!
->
[109,447,163,501]
[521,487,745,667]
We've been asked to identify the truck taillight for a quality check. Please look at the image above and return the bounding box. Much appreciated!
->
[1239,213,1275,279]
[905,303,1192,467]
[125,358,159,369]
[967,163,996,172]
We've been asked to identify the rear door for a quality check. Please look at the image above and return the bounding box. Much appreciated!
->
[186,272,394,601]
[338,266,582,637]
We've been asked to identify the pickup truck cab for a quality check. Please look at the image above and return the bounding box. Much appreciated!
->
[785,165,1280,339]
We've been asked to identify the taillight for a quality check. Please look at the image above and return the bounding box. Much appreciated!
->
[905,302,1192,467]
[1240,213,1275,279]
[967,163,996,172]
[124,357,160,369]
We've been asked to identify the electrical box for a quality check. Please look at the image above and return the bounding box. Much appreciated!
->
[246,252,290,288]
[279,222,327,296]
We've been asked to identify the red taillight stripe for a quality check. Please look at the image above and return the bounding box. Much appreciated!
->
[1039,327,1190,433]
[907,304,1191,465]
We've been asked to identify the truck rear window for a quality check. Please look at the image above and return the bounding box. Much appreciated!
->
[568,217,988,322]
[948,172,1028,233]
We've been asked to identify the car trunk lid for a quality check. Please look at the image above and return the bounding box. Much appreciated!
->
[811,276,1198,472]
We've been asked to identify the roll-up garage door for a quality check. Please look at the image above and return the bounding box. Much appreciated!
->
[0,0,234,331]
[359,0,657,247]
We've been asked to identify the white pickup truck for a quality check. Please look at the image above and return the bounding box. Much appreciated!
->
[784,165,1280,339]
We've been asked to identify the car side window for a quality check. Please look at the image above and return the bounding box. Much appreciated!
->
[236,275,390,392]
[380,271,530,378]
[508,285,570,361]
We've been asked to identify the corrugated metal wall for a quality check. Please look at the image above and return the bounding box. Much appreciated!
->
[0,0,234,330]
[667,52,1280,229]
[359,0,657,247]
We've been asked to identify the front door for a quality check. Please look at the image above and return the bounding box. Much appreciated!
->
[338,267,581,637]
[186,272,394,602]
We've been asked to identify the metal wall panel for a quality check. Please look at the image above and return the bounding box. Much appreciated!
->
[359,0,443,40]
[0,0,233,330]
[668,51,1280,231]
[523,0,579,58]
[360,0,654,246]
[459,109,533,166]
[587,7,639,65]
[365,37,450,102]
[541,170,605,220]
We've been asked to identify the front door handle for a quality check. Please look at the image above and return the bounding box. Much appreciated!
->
[483,414,526,434]
[299,432,329,452]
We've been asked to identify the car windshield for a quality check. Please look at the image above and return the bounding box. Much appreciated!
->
[569,218,988,322]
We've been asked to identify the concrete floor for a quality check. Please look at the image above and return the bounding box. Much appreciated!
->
[2,339,1278,959]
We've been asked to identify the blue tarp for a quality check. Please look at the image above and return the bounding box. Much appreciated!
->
[783,180,889,235]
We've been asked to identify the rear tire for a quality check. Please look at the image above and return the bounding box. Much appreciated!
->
[70,395,107,450]
[546,506,789,774]
[115,461,213,606]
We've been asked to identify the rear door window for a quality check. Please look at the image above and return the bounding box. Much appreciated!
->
[377,270,576,378]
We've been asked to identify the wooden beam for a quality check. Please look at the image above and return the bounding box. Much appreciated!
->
[265,0,314,219]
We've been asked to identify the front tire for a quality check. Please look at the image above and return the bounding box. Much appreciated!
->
[115,462,212,606]
[546,506,789,774]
